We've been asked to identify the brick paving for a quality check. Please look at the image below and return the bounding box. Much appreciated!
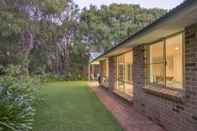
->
[88,82,166,131]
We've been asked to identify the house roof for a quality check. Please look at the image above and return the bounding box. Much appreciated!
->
[91,0,197,62]
[89,52,102,61]
[89,52,101,64]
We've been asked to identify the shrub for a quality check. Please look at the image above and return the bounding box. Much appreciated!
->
[0,65,41,131]
[39,73,65,82]
[41,73,88,82]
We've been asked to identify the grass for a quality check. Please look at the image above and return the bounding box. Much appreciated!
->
[33,81,123,131]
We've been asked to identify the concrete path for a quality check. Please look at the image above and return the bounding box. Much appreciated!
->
[88,82,166,131]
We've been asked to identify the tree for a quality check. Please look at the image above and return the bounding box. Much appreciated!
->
[0,0,79,75]
[0,1,167,79]
[78,4,167,52]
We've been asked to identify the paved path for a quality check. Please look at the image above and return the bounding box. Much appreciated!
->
[88,82,166,131]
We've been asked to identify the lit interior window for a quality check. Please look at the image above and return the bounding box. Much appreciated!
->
[166,34,183,89]
[149,41,165,85]
[116,51,133,96]
[146,33,183,89]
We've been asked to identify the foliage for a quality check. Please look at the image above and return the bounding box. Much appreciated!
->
[0,65,41,131]
[40,72,88,82]
[78,4,167,52]
[39,73,65,82]
[0,0,167,79]
[0,0,80,76]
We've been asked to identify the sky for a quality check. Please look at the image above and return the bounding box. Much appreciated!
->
[73,0,185,10]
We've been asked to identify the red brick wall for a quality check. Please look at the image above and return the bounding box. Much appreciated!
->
[108,57,117,92]
[132,45,146,112]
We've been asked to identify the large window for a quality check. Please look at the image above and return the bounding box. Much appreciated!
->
[166,35,183,89]
[149,41,165,86]
[100,59,109,87]
[125,52,133,82]
[145,33,184,89]
[101,59,108,78]
[116,51,133,96]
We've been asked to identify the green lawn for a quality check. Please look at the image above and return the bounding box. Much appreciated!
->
[33,81,123,131]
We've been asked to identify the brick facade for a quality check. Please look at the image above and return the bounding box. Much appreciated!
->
[108,57,117,92]
[132,45,146,112]
[132,24,197,131]
[95,20,197,131]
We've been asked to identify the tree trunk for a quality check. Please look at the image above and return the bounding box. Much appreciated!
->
[22,30,33,75]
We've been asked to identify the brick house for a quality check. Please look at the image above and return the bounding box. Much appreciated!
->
[90,1,197,131]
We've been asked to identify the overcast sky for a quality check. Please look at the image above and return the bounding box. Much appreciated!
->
[73,0,184,10]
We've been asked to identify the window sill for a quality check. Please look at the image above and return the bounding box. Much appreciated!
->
[143,86,185,103]
[113,89,133,102]
[116,80,133,85]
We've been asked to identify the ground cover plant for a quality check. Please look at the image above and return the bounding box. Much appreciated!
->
[0,65,41,131]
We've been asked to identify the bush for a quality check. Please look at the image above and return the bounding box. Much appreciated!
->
[63,71,88,81]
[39,73,65,82]
[0,65,41,131]
[41,73,88,82]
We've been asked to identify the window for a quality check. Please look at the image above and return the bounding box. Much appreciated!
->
[166,34,183,89]
[101,59,109,80]
[125,52,133,82]
[117,55,125,82]
[116,51,133,96]
[126,64,132,81]
[145,33,183,89]
[149,41,165,86]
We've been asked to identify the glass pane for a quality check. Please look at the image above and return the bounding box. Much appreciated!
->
[101,60,109,86]
[116,51,134,95]
[150,64,165,85]
[118,64,124,81]
[101,61,105,77]
[117,54,125,81]
[150,41,164,64]
[148,41,165,85]
[166,34,183,89]
[124,51,133,82]
[125,64,132,82]
[144,47,150,85]
[124,51,133,64]
[106,60,109,78]
[125,83,133,96]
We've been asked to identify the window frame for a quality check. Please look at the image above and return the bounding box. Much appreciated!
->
[101,59,109,81]
[145,32,185,90]
[116,51,133,84]
[115,50,133,96]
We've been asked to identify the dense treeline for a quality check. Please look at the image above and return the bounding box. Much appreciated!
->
[79,4,166,52]
[0,0,167,79]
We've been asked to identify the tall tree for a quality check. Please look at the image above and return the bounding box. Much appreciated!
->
[78,4,167,52]
[0,0,79,75]
[0,1,167,79]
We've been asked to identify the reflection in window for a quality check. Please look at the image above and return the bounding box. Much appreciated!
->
[116,51,133,96]
[126,64,132,82]
[149,41,164,85]
[101,59,109,83]
[166,34,183,89]
[146,33,183,89]
[117,55,124,81]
